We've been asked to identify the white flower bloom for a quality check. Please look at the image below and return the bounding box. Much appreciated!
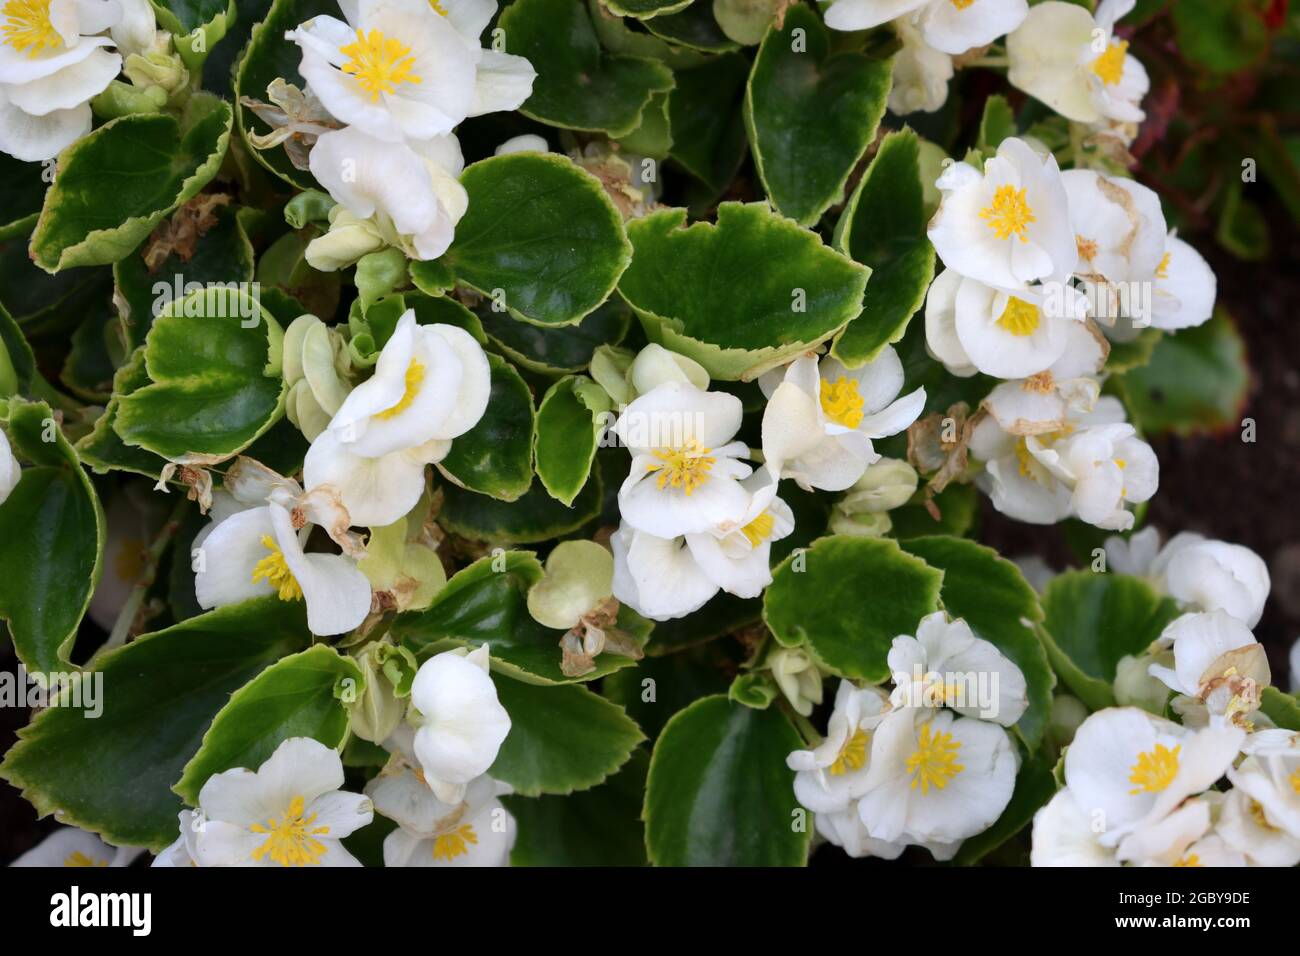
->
[1163,537,1270,629]
[980,321,1108,434]
[1148,233,1216,331]
[11,825,143,867]
[193,501,372,637]
[1113,795,1247,867]
[190,737,373,867]
[1007,0,1148,125]
[1030,789,1119,867]
[110,0,153,58]
[494,132,548,155]
[887,611,1028,727]
[1147,611,1270,725]
[1044,420,1158,531]
[304,309,490,527]
[629,343,709,398]
[0,0,123,161]
[1101,524,1162,576]
[614,380,753,538]
[824,0,1027,56]
[769,646,825,718]
[1226,729,1300,840]
[857,707,1018,846]
[814,806,907,860]
[886,16,952,115]
[152,810,199,867]
[1217,785,1300,867]
[307,125,467,264]
[759,348,925,493]
[408,645,511,805]
[786,681,892,814]
[927,137,1077,290]
[1,425,21,506]
[1063,707,1244,846]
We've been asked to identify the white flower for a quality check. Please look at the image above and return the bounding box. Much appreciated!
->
[1007,0,1148,125]
[11,825,143,867]
[614,380,753,538]
[408,645,511,805]
[1148,232,1216,331]
[824,0,1028,56]
[494,132,547,155]
[0,425,21,505]
[193,501,371,637]
[856,707,1018,847]
[927,137,1077,290]
[768,646,825,718]
[886,16,952,115]
[110,0,153,58]
[813,807,907,860]
[1217,785,1300,867]
[1030,789,1119,867]
[189,737,373,867]
[1113,795,1245,867]
[152,810,199,867]
[1044,420,1158,531]
[786,681,892,813]
[1063,707,1244,846]
[923,268,1091,379]
[887,611,1028,727]
[1163,537,1270,629]
[1147,611,1270,725]
[0,0,123,161]
[979,321,1108,434]
[418,0,535,119]
[1226,729,1300,840]
[304,309,490,527]
[307,125,467,264]
[759,348,925,493]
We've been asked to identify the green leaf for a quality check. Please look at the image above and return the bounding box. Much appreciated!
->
[535,375,611,505]
[830,129,937,367]
[619,203,869,380]
[976,94,1017,157]
[439,353,535,501]
[645,695,809,866]
[745,5,892,226]
[953,754,1056,865]
[502,748,648,865]
[0,400,104,674]
[0,300,36,395]
[1113,311,1249,437]
[1039,570,1181,710]
[437,471,604,545]
[603,647,732,737]
[606,0,692,18]
[490,675,645,795]
[152,0,236,72]
[1259,687,1300,732]
[900,536,1056,749]
[667,51,749,194]
[479,297,631,375]
[763,535,942,681]
[413,152,632,328]
[1172,0,1268,75]
[114,285,286,460]
[75,348,168,478]
[173,644,363,804]
[889,483,978,540]
[0,599,310,849]
[645,591,760,655]
[502,0,675,137]
[615,90,673,159]
[30,93,232,273]
[644,2,739,52]
[1104,326,1162,374]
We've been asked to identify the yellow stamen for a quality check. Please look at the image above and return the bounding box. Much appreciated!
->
[1128,743,1180,795]
[63,851,107,867]
[1076,234,1098,260]
[740,511,775,548]
[1174,853,1202,868]
[339,29,422,101]
[2,0,61,57]
[996,297,1041,337]
[905,722,964,793]
[820,375,865,428]
[1290,769,1300,796]
[250,795,331,866]
[1091,40,1129,86]
[949,0,975,7]
[432,823,478,862]
[979,184,1036,242]
[375,359,426,420]
[1024,371,1055,394]
[429,0,448,12]
[647,439,715,495]
[251,535,304,602]
[1155,251,1171,279]
[1249,800,1277,831]
[830,728,869,776]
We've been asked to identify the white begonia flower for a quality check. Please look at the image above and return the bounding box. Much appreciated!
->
[494,132,548,155]
[1046,421,1158,531]
[282,313,353,441]
[968,408,1077,526]
[1147,611,1270,725]
[1226,729,1300,840]
[1112,795,1247,867]
[1101,524,1162,576]
[927,137,1077,291]
[0,0,123,161]
[887,611,1028,727]
[193,501,371,637]
[759,348,925,493]
[373,771,516,867]
[1007,0,1148,125]
[1148,232,1216,331]
[856,707,1018,847]
[152,810,200,867]
[1063,707,1244,847]
[613,380,753,539]
[814,807,907,860]
[109,0,153,57]
[191,737,373,867]
[307,125,467,264]
[11,825,144,867]
[1217,785,1300,868]
[304,309,490,527]
[787,681,892,814]
[980,321,1108,435]
[1030,789,1118,867]
[629,342,709,398]
[1163,538,1270,629]
[886,16,952,115]
[1,425,21,505]
[408,645,511,805]
[769,646,825,718]
[823,0,1027,56]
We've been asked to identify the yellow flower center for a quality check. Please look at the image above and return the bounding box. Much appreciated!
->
[1128,742,1180,795]
[340,29,423,102]
[432,823,478,862]
[949,0,975,8]
[1155,251,1171,279]
[905,721,964,793]
[979,184,1036,242]
[1091,40,1129,86]
[1174,853,1202,868]
[251,535,304,602]
[375,358,426,420]
[996,297,1041,337]
[830,728,869,776]
[1290,768,1300,796]
[820,375,865,428]
[1076,234,1098,261]
[63,851,107,867]
[429,0,448,12]
[740,511,775,548]
[2,0,61,57]
[250,795,331,866]
[1015,437,1036,479]
[1249,800,1277,831]
[648,439,715,495]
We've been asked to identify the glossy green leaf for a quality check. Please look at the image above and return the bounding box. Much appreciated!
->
[607,0,692,18]
[1259,687,1300,732]
[76,348,168,478]
[479,297,631,375]
[152,0,236,71]
[603,647,733,737]
[1172,0,1268,75]
[0,300,36,395]
[644,2,739,52]
[667,51,749,194]
[439,353,535,501]
[535,375,611,505]
[437,471,604,545]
